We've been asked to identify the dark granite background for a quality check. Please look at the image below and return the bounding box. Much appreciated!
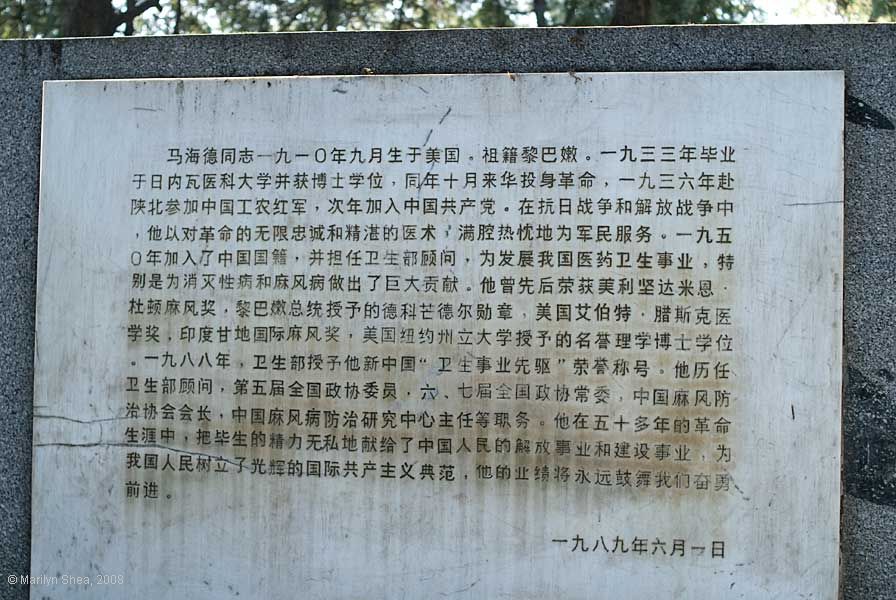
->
[1,25,893,598]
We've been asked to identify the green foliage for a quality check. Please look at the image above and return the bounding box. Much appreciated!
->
[652,0,758,24]
[389,0,473,29]
[837,0,896,21]
[134,0,474,33]
[0,0,765,39]
[537,0,756,27]
[470,0,514,26]
[1,0,62,38]
[548,0,615,27]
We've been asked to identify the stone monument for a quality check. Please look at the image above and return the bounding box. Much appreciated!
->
[31,70,842,598]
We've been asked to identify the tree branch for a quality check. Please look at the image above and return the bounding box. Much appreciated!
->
[113,0,161,28]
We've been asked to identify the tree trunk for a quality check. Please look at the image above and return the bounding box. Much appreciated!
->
[611,0,652,25]
[173,0,182,34]
[124,0,135,35]
[61,0,118,36]
[392,0,406,29]
[61,0,159,37]
[563,0,578,25]
[324,0,339,30]
[533,0,548,27]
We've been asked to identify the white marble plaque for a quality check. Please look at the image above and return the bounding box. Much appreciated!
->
[33,72,843,599]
